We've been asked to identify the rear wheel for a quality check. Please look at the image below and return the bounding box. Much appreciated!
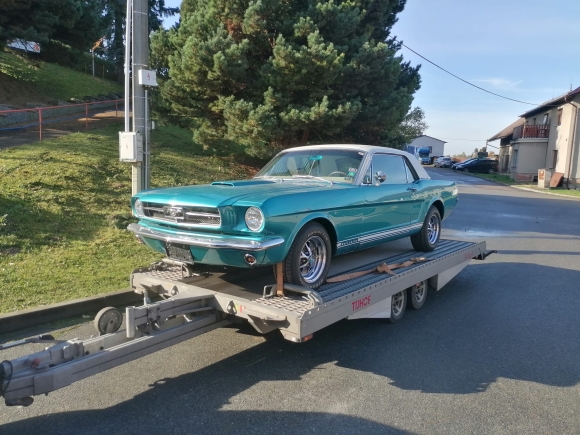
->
[410,206,441,252]
[388,290,407,323]
[276,222,331,289]
[488,168,496,174]
[407,280,428,310]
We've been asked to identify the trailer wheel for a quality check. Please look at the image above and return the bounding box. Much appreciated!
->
[94,307,123,335]
[388,290,407,323]
[410,206,441,252]
[407,280,428,310]
[277,222,331,290]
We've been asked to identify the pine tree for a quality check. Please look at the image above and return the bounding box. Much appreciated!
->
[152,0,421,157]
[103,0,179,83]
[0,0,86,47]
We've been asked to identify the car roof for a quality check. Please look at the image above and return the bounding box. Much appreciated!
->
[282,144,430,180]
[288,144,408,155]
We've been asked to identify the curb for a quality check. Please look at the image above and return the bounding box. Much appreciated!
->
[511,185,580,200]
[0,289,141,334]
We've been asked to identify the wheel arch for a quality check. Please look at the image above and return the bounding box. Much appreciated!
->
[311,217,338,256]
[286,213,338,256]
[429,198,445,219]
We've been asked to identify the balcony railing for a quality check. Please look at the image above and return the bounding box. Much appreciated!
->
[513,124,550,140]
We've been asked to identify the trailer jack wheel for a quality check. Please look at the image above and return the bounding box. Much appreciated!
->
[94,307,123,335]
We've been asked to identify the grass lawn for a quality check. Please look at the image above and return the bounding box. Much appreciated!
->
[465,172,519,185]
[0,49,122,102]
[0,125,260,313]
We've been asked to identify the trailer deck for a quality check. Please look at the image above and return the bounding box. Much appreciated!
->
[1,239,491,406]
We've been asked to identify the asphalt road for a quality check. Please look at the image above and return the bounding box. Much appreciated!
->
[2,168,580,435]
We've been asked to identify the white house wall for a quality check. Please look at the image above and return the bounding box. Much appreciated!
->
[510,141,548,181]
[407,136,446,157]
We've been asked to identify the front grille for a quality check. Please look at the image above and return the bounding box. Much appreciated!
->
[142,202,221,226]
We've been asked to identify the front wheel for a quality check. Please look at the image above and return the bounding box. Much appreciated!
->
[277,222,331,289]
[410,206,441,252]
[463,168,470,173]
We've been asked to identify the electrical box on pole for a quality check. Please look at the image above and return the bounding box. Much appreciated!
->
[119,132,143,162]
[138,70,158,87]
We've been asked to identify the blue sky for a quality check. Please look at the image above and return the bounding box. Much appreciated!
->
[162,0,580,155]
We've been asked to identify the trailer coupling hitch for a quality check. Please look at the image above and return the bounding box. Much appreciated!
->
[474,250,497,261]
[0,334,64,351]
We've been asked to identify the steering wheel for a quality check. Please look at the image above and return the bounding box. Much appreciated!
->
[328,171,347,177]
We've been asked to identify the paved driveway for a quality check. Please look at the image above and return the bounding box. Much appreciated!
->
[1,168,580,434]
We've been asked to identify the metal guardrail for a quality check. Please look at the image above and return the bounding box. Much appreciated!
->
[0,99,125,141]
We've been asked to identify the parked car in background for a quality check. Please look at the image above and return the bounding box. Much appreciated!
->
[452,158,477,170]
[434,157,452,168]
[454,159,498,174]
[128,145,459,290]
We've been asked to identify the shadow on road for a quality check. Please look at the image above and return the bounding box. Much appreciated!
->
[2,261,580,434]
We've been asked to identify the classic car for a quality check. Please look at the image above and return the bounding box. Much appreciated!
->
[128,145,459,290]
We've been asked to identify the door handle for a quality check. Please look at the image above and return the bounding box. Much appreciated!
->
[407,187,418,192]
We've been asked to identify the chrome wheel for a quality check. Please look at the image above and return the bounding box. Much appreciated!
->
[299,235,328,284]
[391,291,405,317]
[427,214,440,244]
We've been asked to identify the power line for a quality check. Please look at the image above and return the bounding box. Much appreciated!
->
[401,43,558,107]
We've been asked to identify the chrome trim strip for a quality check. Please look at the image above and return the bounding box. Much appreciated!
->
[127,223,284,251]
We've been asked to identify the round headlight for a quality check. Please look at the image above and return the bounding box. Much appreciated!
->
[245,207,264,232]
[134,199,144,217]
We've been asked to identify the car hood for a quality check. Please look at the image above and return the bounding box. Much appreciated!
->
[134,179,349,208]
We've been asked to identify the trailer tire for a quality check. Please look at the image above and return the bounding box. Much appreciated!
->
[407,280,428,310]
[276,222,331,290]
[388,290,407,323]
[410,206,441,252]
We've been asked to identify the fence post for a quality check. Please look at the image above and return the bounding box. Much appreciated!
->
[116,100,118,123]
[85,103,88,130]
[39,108,42,141]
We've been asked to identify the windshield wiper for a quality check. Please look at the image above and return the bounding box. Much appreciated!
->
[291,175,333,185]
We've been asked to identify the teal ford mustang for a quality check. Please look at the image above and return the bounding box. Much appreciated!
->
[128,145,458,289]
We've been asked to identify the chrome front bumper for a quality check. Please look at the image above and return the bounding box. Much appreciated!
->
[127,223,285,251]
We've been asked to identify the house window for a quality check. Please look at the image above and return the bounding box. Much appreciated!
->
[511,149,518,168]
[552,150,558,169]
[532,117,537,125]
[543,113,549,125]
[557,109,563,126]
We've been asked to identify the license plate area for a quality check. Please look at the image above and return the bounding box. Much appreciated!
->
[165,243,194,264]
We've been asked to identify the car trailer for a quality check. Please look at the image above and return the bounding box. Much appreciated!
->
[0,239,493,407]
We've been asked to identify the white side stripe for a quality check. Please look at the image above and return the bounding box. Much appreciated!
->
[337,223,422,248]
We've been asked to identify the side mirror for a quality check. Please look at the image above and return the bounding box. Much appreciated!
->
[374,171,386,186]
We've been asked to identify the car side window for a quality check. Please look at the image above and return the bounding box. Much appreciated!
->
[371,154,409,184]
[403,158,418,183]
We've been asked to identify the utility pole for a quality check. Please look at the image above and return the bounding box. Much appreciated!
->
[119,0,154,195]
[132,0,148,194]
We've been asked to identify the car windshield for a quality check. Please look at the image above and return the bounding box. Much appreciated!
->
[255,149,365,184]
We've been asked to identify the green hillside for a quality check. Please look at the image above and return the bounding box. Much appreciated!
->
[0,49,122,106]
[0,125,259,313]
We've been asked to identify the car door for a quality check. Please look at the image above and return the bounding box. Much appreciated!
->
[361,154,421,247]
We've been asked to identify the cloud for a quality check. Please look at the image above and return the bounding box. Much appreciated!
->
[472,78,523,91]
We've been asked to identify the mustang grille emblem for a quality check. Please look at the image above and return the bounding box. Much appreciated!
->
[163,206,185,220]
